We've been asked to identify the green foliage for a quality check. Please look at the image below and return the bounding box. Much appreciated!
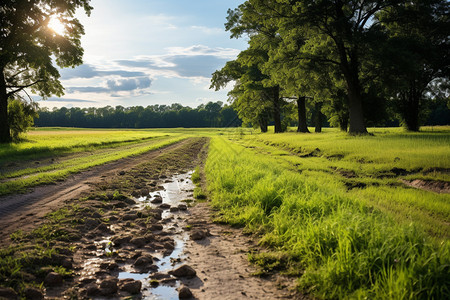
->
[35,101,242,128]
[7,99,38,141]
[219,0,449,134]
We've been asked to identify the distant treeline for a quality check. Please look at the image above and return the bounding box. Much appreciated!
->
[34,101,242,128]
[34,99,448,129]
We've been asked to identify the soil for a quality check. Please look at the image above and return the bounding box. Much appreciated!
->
[184,202,299,299]
[402,179,450,194]
[0,137,301,300]
[0,139,191,244]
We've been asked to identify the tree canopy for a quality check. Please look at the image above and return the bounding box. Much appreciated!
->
[213,0,449,133]
[0,0,92,142]
[35,102,241,129]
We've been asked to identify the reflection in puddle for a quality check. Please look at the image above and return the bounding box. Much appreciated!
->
[132,172,194,299]
[156,235,186,272]
[143,285,179,300]
[118,272,149,281]
[94,238,113,254]
[78,171,195,299]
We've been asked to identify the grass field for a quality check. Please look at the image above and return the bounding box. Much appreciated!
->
[205,128,450,299]
[1,126,449,299]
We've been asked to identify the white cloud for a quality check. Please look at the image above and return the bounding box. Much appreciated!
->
[58,44,240,104]
[190,25,223,35]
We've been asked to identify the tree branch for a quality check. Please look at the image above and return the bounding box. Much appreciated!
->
[6,80,44,97]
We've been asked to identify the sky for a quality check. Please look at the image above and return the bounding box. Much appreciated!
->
[37,0,247,109]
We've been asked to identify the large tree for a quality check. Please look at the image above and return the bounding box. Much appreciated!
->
[0,0,92,143]
[229,0,405,134]
[377,0,449,131]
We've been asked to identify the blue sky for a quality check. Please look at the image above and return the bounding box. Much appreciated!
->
[39,0,247,109]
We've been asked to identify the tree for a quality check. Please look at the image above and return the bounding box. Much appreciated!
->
[377,0,449,131]
[0,0,92,143]
[230,0,408,134]
[225,5,287,133]
[211,57,273,132]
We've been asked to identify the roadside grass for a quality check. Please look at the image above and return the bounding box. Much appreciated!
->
[232,128,450,238]
[252,127,450,180]
[0,135,176,180]
[0,136,186,196]
[0,129,176,165]
[205,136,450,299]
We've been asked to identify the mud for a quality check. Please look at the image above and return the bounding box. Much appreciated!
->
[0,137,300,299]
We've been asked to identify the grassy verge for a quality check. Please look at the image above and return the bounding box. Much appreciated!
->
[0,129,173,164]
[234,129,450,238]
[205,136,449,299]
[0,136,186,196]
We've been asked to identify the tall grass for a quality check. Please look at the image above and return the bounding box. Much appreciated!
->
[0,129,173,164]
[232,129,450,237]
[205,137,450,299]
[0,136,185,196]
[252,127,450,173]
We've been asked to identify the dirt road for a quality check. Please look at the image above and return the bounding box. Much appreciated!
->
[0,139,191,243]
[0,137,300,299]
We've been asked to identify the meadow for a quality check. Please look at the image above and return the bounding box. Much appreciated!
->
[0,126,449,299]
[204,127,449,299]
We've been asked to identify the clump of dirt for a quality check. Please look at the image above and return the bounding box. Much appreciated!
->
[402,179,450,194]
[301,148,321,158]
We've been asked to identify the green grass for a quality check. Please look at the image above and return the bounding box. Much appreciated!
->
[204,135,449,299]
[0,128,176,164]
[232,127,450,237]
[252,126,450,176]
[0,135,186,196]
[1,126,449,298]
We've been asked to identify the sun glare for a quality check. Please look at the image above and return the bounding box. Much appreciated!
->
[48,16,65,35]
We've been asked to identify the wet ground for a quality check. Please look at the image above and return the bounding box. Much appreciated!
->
[72,172,197,299]
[0,138,299,300]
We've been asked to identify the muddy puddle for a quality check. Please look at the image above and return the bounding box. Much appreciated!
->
[134,171,193,299]
[81,171,195,299]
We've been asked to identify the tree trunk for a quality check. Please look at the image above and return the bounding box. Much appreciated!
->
[314,102,323,133]
[402,81,421,131]
[259,115,268,132]
[347,91,367,134]
[335,40,367,134]
[0,69,11,143]
[339,116,348,132]
[297,96,309,133]
[272,86,283,133]
[341,66,367,134]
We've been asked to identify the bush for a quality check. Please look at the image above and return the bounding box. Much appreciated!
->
[8,98,38,141]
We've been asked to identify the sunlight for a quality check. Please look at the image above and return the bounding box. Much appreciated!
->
[48,16,65,35]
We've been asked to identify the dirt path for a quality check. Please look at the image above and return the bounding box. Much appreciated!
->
[0,137,301,300]
[0,139,190,244]
[183,202,299,299]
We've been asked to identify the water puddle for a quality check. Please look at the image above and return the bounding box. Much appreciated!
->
[117,171,195,299]
[118,272,148,281]
[142,285,179,300]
